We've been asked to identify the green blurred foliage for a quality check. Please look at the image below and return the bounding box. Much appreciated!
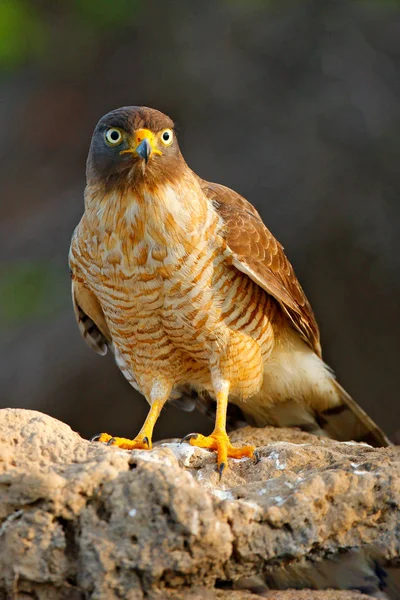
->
[76,0,141,29]
[0,0,142,71]
[0,0,397,71]
[0,262,67,324]
[0,0,45,68]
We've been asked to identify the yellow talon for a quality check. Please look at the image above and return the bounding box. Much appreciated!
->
[94,433,152,450]
[92,398,167,451]
[187,430,255,475]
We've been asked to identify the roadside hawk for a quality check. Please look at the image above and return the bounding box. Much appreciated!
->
[69,106,390,475]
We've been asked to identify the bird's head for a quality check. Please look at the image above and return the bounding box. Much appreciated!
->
[86,106,184,191]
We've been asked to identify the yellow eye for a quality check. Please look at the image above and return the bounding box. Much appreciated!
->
[160,128,173,146]
[105,128,123,146]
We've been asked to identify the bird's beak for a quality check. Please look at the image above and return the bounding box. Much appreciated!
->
[120,128,162,163]
[136,138,151,163]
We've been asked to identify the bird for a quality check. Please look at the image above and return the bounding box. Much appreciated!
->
[69,105,390,476]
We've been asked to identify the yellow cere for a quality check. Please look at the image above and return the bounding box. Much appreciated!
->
[120,128,162,157]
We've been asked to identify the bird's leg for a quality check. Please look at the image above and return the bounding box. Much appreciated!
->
[184,380,255,475]
[94,383,170,450]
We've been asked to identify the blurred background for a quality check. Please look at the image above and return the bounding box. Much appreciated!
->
[0,0,399,442]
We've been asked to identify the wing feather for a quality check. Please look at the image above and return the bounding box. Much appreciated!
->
[71,279,111,356]
[201,180,321,356]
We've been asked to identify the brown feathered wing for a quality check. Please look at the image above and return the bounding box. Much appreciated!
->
[71,279,111,356]
[200,180,390,447]
[201,180,321,356]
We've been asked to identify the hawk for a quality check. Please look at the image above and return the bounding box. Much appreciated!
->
[69,106,389,475]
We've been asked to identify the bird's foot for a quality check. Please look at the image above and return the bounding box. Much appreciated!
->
[91,432,152,450]
[181,430,255,478]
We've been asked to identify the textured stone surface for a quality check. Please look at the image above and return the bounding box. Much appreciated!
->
[0,409,398,599]
[261,593,374,600]
[163,590,370,599]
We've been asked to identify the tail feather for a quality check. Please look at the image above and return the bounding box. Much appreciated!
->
[235,327,391,447]
[178,382,391,448]
[316,380,391,447]
[171,360,391,448]
[243,382,391,448]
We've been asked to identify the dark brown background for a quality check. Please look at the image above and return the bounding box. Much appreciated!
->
[0,0,399,442]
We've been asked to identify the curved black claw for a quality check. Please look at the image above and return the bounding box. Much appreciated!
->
[107,437,117,446]
[90,433,101,443]
[218,462,226,481]
[143,436,150,448]
[180,432,199,445]
[254,450,261,465]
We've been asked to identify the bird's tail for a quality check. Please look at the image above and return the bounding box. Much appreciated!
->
[313,379,391,447]
[192,380,391,447]
[239,376,391,448]
[183,345,391,447]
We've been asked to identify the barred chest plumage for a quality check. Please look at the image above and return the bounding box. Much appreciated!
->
[69,105,390,469]
[70,182,277,401]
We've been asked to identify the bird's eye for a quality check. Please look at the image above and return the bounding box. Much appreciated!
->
[105,128,123,146]
[160,128,173,146]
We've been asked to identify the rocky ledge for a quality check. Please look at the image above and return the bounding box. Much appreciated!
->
[0,408,398,599]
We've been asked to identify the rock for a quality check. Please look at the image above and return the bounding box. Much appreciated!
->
[262,593,377,600]
[147,589,378,600]
[0,408,398,599]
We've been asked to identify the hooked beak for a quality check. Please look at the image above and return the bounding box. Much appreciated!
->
[120,128,162,164]
[136,138,151,163]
